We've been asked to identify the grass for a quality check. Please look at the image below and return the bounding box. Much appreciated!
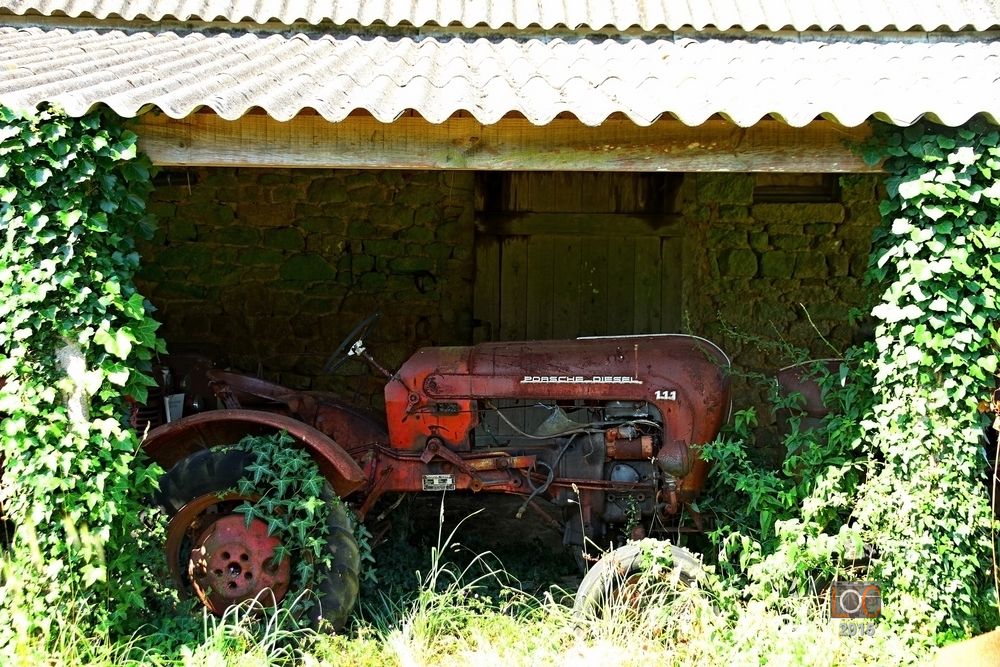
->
[2,518,925,667]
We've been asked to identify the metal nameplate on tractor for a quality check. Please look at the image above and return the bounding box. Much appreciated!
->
[422,474,455,491]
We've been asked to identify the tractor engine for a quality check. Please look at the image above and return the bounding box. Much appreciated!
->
[383,334,732,548]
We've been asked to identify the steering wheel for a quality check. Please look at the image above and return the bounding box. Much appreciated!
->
[324,312,381,374]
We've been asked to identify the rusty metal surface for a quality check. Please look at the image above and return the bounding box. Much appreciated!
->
[147,332,732,551]
[395,335,730,451]
[164,491,249,596]
[605,433,654,460]
[776,359,842,419]
[207,369,292,406]
[142,409,366,498]
[207,370,389,450]
[189,514,291,614]
[656,438,693,477]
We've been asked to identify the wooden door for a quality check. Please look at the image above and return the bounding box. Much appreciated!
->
[473,172,684,342]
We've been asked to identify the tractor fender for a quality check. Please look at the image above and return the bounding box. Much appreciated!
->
[142,409,367,498]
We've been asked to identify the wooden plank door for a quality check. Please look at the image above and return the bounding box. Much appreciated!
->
[474,223,683,342]
[473,172,684,343]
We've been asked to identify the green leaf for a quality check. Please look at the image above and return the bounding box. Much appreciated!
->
[978,355,998,374]
[82,565,107,587]
[897,179,924,200]
[93,327,134,359]
[266,516,284,537]
[928,297,948,312]
[891,218,913,235]
[949,146,978,166]
[26,167,52,186]
[106,367,129,386]
[936,135,957,149]
[921,206,947,221]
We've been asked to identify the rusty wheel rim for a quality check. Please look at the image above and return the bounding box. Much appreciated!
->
[188,514,291,614]
[165,492,292,614]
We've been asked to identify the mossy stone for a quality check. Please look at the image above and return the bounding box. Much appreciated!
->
[760,252,796,278]
[307,178,349,204]
[696,174,754,205]
[279,254,337,281]
[264,227,305,251]
[719,249,758,277]
[168,218,197,242]
[753,203,845,224]
[390,256,434,273]
[794,252,829,278]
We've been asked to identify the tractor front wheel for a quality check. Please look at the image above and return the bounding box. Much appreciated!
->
[156,447,360,630]
[573,541,704,619]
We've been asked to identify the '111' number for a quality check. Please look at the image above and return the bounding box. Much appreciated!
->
[655,390,677,401]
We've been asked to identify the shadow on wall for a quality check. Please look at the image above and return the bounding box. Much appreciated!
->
[136,167,478,408]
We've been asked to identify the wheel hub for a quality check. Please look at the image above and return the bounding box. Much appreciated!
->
[188,514,291,614]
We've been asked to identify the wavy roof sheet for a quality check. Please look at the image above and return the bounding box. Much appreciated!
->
[2,0,1000,31]
[1,25,998,127]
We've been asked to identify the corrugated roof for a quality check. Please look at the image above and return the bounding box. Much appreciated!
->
[2,0,999,31]
[1,25,997,128]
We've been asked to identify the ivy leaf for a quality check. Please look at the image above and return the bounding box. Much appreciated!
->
[872,303,925,323]
[245,461,268,485]
[891,218,913,235]
[936,135,957,149]
[921,206,947,221]
[26,167,52,186]
[82,565,107,587]
[105,364,129,386]
[978,355,998,375]
[949,146,978,166]
[271,544,290,565]
[233,501,258,524]
[93,327,134,359]
[910,260,932,282]
[928,297,948,312]
[897,179,924,200]
[301,496,323,519]
[301,475,323,497]
[265,516,285,537]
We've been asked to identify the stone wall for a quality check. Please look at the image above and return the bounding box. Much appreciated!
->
[136,168,476,405]
[680,173,882,432]
[136,168,882,416]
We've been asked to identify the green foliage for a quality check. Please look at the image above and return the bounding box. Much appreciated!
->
[0,104,163,642]
[228,431,371,624]
[700,352,874,605]
[854,120,1000,636]
[703,122,1000,639]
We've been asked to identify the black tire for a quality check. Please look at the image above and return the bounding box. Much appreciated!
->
[157,447,361,630]
[155,447,252,516]
[573,541,703,618]
[312,486,361,629]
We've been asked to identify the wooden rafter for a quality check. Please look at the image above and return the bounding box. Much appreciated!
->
[135,113,877,173]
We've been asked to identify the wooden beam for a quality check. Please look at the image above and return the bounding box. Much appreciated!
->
[135,113,877,173]
[477,213,684,237]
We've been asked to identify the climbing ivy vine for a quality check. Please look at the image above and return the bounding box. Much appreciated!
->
[855,120,1000,636]
[0,105,164,643]
[700,122,1000,641]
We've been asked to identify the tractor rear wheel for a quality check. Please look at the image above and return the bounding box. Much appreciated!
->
[156,447,360,630]
[573,541,703,619]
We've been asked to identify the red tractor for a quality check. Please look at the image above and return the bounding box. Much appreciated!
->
[143,315,732,627]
